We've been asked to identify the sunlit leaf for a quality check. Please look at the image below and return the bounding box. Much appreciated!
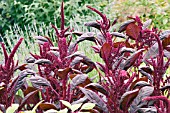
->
[6,104,19,113]
[81,103,96,110]
[60,100,71,109]
[71,103,82,112]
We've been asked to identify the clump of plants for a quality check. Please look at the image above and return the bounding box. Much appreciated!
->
[0,1,170,113]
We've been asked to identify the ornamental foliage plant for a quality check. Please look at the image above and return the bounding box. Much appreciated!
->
[0,1,170,113]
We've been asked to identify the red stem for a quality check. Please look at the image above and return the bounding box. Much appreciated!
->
[0,43,8,64]
[143,96,170,113]
[61,1,65,31]
[5,38,23,69]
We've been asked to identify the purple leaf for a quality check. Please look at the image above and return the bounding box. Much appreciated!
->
[34,59,52,65]
[129,86,154,112]
[29,76,51,88]
[110,32,126,39]
[119,89,139,111]
[118,20,135,32]
[18,90,39,111]
[76,32,96,44]
[85,83,108,95]
[85,21,101,30]
[80,87,108,112]
[123,49,144,70]
[71,74,90,89]
[160,30,170,40]
[142,19,152,30]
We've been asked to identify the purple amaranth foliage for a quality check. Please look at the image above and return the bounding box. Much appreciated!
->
[28,2,97,112]
[77,5,170,113]
[0,38,23,109]
[143,96,170,113]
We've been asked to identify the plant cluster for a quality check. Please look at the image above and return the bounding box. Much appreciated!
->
[0,1,170,113]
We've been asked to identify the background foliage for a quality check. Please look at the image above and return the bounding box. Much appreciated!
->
[0,0,170,62]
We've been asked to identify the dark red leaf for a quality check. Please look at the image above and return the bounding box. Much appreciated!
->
[137,107,157,113]
[39,103,58,110]
[120,47,135,54]
[100,43,111,61]
[14,64,28,71]
[85,83,108,95]
[126,23,141,40]
[139,69,153,84]
[23,87,39,104]
[96,33,106,44]
[123,49,144,70]
[56,67,72,79]
[18,90,39,111]
[139,66,153,75]
[119,89,139,111]
[113,41,132,48]
[118,20,135,32]
[162,35,170,51]
[70,57,83,67]
[129,77,148,90]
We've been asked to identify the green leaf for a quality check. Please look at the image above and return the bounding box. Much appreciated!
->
[71,103,82,112]
[6,104,19,113]
[81,103,95,110]
[60,100,71,109]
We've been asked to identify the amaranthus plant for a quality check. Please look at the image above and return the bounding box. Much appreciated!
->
[71,5,170,113]
[24,1,99,112]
